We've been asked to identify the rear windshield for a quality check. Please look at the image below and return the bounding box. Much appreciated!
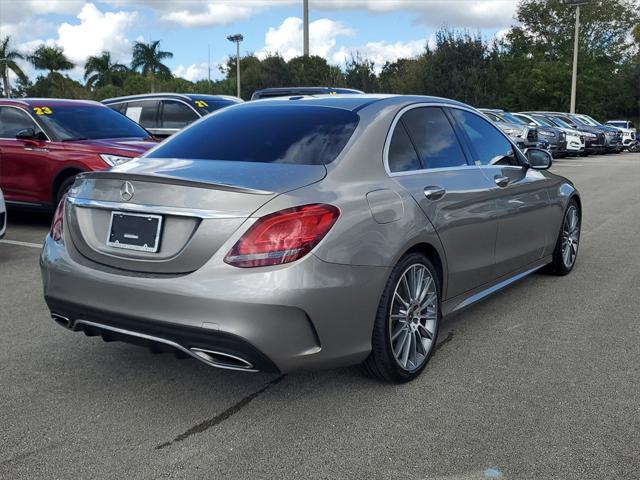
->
[146,105,359,165]
[31,105,150,141]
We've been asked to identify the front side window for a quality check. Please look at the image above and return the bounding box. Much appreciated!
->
[451,109,519,167]
[0,107,41,138]
[161,100,199,129]
[147,105,359,165]
[401,107,467,169]
[388,122,421,173]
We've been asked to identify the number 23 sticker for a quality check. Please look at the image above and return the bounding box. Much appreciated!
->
[33,106,53,115]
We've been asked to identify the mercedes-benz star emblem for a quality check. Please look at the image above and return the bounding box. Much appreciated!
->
[120,181,135,202]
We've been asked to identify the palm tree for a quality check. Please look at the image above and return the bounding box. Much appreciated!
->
[84,51,128,90]
[130,40,173,92]
[28,45,74,74]
[0,36,27,98]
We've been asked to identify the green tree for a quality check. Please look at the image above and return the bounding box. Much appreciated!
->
[0,36,28,98]
[28,45,74,74]
[84,51,128,90]
[344,53,379,92]
[131,40,173,92]
[27,72,88,98]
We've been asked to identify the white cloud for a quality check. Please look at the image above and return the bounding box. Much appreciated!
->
[332,38,428,72]
[260,17,354,61]
[106,0,518,29]
[161,4,253,27]
[56,3,137,66]
[173,62,212,82]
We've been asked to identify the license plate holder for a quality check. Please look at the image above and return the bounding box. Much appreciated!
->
[106,211,163,253]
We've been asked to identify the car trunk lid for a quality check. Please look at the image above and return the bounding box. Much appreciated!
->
[65,159,326,274]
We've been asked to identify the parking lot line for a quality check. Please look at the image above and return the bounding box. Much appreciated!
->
[0,239,42,249]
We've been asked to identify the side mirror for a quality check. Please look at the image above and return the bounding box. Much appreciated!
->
[524,148,552,170]
[16,128,36,140]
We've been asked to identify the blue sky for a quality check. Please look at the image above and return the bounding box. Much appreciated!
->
[0,1,520,82]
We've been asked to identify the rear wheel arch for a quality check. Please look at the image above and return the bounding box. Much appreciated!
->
[51,168,84,205]
[403,243,445,294]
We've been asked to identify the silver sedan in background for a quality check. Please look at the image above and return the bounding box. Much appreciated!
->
[40,95,581,382]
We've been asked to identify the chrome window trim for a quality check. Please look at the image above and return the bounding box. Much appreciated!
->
[0,105,52,142]
[383,102,523,177]
[103,93,193,103]
[67,196,242,219]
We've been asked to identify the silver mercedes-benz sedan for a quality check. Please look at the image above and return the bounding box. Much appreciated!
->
[40,95,581,382]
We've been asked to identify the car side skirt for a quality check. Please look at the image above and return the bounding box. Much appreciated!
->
[442,256,552,317]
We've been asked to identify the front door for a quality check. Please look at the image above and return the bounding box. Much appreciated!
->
[0,106,52,205]
[449,108,551,277]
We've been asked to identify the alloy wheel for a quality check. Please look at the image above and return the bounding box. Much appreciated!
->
[389,264,438,371]
[561,205,580,269]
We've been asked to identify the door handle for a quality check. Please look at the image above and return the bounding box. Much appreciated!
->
[494,175,510,187]
[424,186,446,200]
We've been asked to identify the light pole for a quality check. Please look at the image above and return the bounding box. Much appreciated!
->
[0,58,9,99]
[303,0,309,56]
[563,0,590,113]
[227,34,243,98]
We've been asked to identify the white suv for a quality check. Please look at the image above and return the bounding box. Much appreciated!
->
[606,120,636,148]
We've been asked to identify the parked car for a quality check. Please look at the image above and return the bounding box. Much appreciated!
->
[572,114,623,153]
[41,95,581,383]
[605,120,636,149]
[0,188,6,239]
[526,112,606,155]
[514,112,584,156]
[103,93,243,138]
[510,112,568,157]
[479,108,540,150]
[251,86,364,100]
[0,99,156,210]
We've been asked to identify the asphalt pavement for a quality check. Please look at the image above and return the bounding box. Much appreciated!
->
[1,152,639,479]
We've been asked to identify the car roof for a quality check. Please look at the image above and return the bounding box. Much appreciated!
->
[101,93,242,104]
[0,98,104,108]
[244,94,469,112]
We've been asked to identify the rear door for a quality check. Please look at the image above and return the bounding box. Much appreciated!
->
[449,108,552,277]
[387,105,498,299]
[122,100,160,135]
[159,100,199,136]
[0,106,53,205]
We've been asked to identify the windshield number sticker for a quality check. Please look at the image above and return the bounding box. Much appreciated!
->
[33,106,53,115]
[194,100,208,108]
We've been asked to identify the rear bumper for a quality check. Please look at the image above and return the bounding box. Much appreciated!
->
[40,235,389,373]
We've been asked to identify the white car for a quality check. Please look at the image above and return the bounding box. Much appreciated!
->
[0,188,6,239]
[606,120,636,148]
[516,112,585,155]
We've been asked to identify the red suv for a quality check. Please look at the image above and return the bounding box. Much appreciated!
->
[0,99,156,209]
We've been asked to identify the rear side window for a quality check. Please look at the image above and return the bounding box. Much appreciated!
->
[388,122,421,173]
[124,100,158,128]
[451,109,519,167]
[401,107,467,169]
[147,105,359,165]
[161,100,198,128]
[0,107,39,137]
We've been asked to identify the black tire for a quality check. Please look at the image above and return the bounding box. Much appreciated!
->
[55,176,77,206]
[546,199,581,276]
[362,253,441,383]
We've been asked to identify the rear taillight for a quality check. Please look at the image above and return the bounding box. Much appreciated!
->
[224,204,340,268]
[50,197,65,242]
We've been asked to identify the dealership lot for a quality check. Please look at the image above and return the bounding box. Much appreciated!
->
[1,153,639,479]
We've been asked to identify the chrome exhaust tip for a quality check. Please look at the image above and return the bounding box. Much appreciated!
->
[51,313,72,329]
[189,348,255,370]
